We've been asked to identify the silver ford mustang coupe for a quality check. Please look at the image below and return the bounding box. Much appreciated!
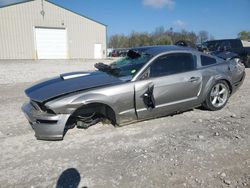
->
[22,45,245,140]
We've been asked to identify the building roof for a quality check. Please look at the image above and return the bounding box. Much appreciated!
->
[0,0,107,27]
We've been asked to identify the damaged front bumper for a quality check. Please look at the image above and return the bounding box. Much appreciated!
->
[22,102,70,140]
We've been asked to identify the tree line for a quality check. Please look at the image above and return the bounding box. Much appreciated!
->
[108,26,250,49]
[238,31,250,41]
[109,26,213,48]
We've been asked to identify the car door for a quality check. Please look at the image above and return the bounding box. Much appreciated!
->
[134,52,202,120]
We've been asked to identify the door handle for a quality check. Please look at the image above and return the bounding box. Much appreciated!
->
[188,77,200,82]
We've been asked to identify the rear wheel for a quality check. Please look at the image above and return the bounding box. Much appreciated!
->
[203,81,230,111]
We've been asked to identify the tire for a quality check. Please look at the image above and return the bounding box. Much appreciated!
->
[203,81,230,111]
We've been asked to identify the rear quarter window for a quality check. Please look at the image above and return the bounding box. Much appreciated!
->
[201,55,217,66]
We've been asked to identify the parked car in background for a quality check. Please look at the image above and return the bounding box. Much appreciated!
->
[22,45,245,140]
[111,49,119,57]
[202,39,250,67]
[110,48,128,57]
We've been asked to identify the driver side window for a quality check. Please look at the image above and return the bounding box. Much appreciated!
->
[150,53,196,78]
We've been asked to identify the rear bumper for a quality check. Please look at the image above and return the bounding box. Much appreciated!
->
[22,102,70,140]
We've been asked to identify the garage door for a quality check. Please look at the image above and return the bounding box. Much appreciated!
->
[35,28,68,59]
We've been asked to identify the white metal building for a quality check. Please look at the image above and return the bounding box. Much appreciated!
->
[0,0,107,59]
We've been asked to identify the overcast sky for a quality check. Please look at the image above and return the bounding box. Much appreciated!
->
[1,0,250,39]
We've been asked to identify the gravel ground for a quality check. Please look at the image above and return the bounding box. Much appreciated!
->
[0,60,249,188]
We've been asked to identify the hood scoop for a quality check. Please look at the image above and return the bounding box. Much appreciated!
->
[60,72,91,80]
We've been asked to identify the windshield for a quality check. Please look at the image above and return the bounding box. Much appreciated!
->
[95,50,152,78]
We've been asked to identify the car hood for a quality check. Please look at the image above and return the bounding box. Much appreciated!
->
[25,71,123,103]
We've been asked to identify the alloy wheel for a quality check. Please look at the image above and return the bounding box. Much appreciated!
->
[210,83,229,108]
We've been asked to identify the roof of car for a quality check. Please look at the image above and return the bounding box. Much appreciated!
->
[131,45,194,56]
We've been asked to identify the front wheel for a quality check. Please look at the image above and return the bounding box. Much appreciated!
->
[203,81,230,111]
